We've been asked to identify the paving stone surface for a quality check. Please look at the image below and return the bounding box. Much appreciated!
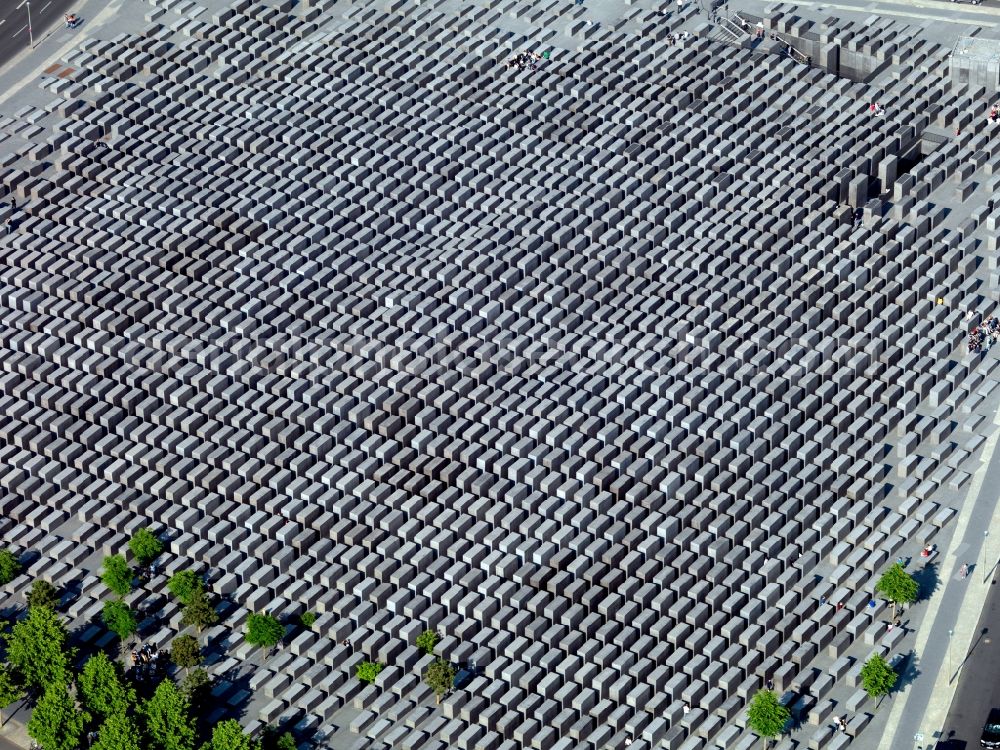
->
[2,0,1000,749]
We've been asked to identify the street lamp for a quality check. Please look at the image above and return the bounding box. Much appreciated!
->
[947,628,954,684]
[16,0,33,49]
[983,530,990,583]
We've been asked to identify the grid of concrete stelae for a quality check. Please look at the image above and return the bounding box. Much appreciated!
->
[2,0,1000,748]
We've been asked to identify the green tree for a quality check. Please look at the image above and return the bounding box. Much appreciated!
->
[179,668,211,705]
[0,662,25,726]
[181,667,212,706]
[128,528,163,567]
[875,563,919,620]
[204,719,259,750]
[25,578,59,610]
[0,549,20,585]
[26,681,87,750]
[170,634,202,674]
[746,689,790,747]
[860,654,898,705]
[245,613,284,657]
[423,658,456,704]
[415,629,439,655]
[93,709,143,750]
[4,604,72,688]
[142,680,195,750]
[102,600,138,643]
[299,612,317,629]
[79,652,135,719]
[355,661,384,685]
[167,571,202,606]
[101,555,134,598]
[180,586,218,633]
[261,727,295,750]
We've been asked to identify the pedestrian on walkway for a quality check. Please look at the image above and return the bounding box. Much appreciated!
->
[839,717,847,731]
[4,218,12,235]
[10,197,16,211]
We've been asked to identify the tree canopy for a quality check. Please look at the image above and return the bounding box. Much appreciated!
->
[101,555,134,598]
[79,652,135,719]
[356,661,384,685]
[860,654,898,701]
[26,681,87,750]
[0,549,21,586]
[875,563,919,617]
[102,600,138,642]
[180,586,218,633]
[25,578,59,611]
[423,659,456,704]
[415,629,439,655]
[4,604,72,688]
[299,611,316,629]
[747,689,790,742]
[142,680,196,750]
[179,668,211,705]
[245,613,284,655]
[167,570,202,605]
[170,634,202,673]
[261,727,296,750]
[204,719,260,750]
[93,710,143,750]
[128,528,163,567]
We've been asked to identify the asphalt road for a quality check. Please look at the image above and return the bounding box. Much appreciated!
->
[0,0,80,69]
[0,736,18,750]
[937,571,1000,749]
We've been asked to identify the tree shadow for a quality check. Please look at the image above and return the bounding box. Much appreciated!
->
[893,650,921,694]
[913,561,940,603]
[61,577,84,609]
[208,661,256,727]
[935,736,968,749]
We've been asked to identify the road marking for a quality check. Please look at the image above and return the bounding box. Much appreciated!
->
[40,1,51,10]
[12,24,26,37]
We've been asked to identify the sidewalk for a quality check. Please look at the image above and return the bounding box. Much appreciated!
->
[0,0,124,109]
[0,701,32,750]
[871,387,1000,750]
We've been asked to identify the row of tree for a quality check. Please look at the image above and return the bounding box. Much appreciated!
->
[0,530,295,750]
[747,562,919,744]
[747,652,898,742]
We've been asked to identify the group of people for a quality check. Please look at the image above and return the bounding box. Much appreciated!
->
[968,315,999,352]
[64,12,80,27]
[831,716,849,732]
[665,31,692,45]
[129,642,165,682]
[504,51,543,72]
[869,102,886,117]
